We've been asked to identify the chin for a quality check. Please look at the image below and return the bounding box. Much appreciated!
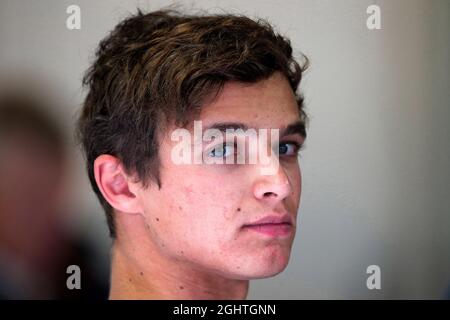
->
[229,253,291,280]
[254,259,290,279]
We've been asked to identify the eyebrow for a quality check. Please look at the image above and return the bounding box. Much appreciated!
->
[204,120,306,138]
[281,120,307,139]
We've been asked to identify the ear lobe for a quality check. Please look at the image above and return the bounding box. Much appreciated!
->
[93,154,141,214]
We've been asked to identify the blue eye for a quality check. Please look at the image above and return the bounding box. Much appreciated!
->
[279,142,302,156]
[208,143,234,158]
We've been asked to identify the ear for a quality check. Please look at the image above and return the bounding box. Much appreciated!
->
[93,154,142,214]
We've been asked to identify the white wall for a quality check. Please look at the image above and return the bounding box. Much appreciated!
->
[0,0,448,299]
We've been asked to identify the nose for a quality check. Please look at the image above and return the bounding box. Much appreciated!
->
[252,157,292,203]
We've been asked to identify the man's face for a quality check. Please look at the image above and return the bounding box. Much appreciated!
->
[135,71,304,280]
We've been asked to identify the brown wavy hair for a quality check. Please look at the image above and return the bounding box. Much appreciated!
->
[76,7,309,238]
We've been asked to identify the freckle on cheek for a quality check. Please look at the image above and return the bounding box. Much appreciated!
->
[237,207,241,212]
[155,217,160,222]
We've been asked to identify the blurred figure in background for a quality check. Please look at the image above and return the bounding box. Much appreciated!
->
[0,87,108,299]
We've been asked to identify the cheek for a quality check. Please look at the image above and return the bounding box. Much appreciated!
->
[147,172,245,249]
[285,163,301,198]
[180,179,242,226]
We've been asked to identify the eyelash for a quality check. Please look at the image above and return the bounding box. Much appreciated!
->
[279,140,304,157]
[206,141,304,158]
[207,142,236,158]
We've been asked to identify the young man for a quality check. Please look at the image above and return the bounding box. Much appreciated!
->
[77,8,309,299]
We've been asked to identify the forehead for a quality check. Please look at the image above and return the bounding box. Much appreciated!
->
[198,72,300,129]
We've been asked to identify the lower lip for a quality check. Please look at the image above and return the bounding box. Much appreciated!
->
[242,223,293,237]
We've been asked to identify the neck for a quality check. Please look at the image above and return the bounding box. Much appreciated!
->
[108,239,249,300]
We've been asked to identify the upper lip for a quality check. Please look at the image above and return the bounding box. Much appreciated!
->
[243,214,293,227]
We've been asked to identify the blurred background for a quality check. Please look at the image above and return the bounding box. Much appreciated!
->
[0,0,448,299]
